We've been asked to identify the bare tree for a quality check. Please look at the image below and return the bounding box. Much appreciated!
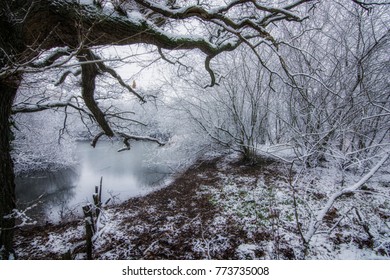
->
[276,1,390,255]
[277,1,390,168]
[179,50,275,163]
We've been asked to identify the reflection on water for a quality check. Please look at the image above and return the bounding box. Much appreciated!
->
[15,141,169,223]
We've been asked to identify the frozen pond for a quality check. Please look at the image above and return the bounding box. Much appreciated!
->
[15,141,170,223]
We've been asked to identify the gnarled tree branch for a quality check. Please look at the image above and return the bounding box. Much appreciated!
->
[77,48,114,137]
[116,131,165,152]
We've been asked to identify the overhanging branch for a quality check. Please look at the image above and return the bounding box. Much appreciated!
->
[116,131,165,152]
[77,48,114,137]
[11,96,90,115]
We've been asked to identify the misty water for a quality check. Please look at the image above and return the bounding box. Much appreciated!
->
[15,141,170,224]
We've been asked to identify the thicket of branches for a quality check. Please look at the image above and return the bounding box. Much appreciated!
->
[178,1,389,170]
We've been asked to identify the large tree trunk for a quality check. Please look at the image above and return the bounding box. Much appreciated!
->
[0,0,23,259]
[0,76,19,260]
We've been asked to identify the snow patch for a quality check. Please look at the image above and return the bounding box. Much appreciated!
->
[236,244,260,259]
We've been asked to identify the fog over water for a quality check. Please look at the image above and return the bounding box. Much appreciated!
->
[15,141,169,223]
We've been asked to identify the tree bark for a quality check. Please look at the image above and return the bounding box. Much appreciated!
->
[0,76,19,260]
[20,0,238,56]
[0,0,25,259]
[77,49,115,137]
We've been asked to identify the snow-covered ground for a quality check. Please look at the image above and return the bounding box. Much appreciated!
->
[14,152,390,259]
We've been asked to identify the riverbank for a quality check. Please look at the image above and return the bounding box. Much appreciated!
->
[14,152,390,259]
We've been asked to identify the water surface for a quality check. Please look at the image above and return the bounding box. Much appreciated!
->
[16,141,169,223]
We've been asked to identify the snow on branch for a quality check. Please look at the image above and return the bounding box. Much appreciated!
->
[3,202,43,229]
[29,47,72,68]
[90,131,165,152]
[1,0,317,90]
[351,0,390,8]
[304,151,390,244]
[116,132,165,152]
[133,0,309,32]
[11,96,90,115]
[55,69,82,86]
[93,58,146,103]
